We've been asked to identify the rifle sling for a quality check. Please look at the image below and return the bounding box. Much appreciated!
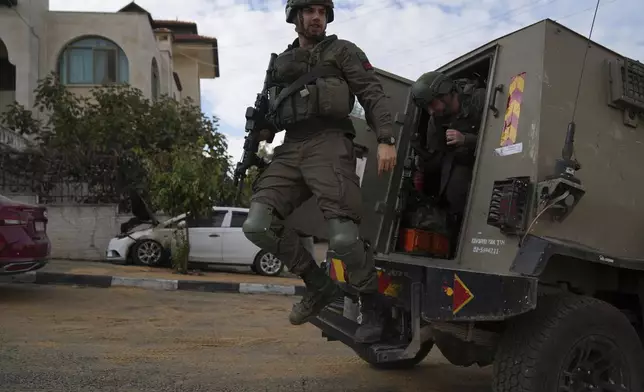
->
[270,64,344,113]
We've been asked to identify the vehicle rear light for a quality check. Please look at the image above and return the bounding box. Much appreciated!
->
[0,208,28,226]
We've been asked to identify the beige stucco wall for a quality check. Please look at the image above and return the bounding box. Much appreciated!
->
[0,2,211,152]
[0,6,198,111]
[0,0,47,111]
[0,4,209,118]
[46,11,167,99]
[173,52,200,106]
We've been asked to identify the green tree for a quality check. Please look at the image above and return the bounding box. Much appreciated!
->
[144,141,231,273]
[0,72,231,205]
[0,72,238,273]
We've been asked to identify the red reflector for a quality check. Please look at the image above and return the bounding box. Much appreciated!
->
[377,271,392,293]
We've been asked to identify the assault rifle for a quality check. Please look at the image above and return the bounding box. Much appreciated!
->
[233,53,279,204]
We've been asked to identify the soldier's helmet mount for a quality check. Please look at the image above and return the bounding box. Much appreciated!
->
[285,0,334,24]
[410,71,454,109]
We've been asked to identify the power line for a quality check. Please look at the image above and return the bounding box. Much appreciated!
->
[209,2,396,50]
[182,0,570,57]
[173,0,618,75]
[393,0,618,79]
[385,0,562,57]
[204,0,557,53]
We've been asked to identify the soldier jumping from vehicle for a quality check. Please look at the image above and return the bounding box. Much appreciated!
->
[241,0,398,343]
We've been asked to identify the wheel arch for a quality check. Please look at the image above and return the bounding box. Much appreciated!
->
[510,235,644,339]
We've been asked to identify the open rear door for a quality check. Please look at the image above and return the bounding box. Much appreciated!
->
[285,69,414,248]
[352,74,417,253]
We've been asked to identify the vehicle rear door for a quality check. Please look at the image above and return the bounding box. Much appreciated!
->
[352,70,417,253]
[220,210,259,265]
[187,209,227,263]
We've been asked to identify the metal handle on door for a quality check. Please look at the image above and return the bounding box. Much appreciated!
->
[209,234,219,237]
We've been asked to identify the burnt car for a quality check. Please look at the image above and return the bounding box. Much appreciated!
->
[0,194,50,275]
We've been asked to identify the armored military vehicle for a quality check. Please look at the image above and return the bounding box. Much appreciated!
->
[309,18,644,391]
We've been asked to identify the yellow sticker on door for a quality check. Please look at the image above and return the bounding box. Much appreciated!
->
[499,72,526,147]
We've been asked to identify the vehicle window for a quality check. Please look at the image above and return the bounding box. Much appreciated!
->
[211,210,227,227]
[188,211,227,228]
[230,211,248,228]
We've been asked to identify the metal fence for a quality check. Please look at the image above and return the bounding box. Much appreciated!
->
[0,148,128,207]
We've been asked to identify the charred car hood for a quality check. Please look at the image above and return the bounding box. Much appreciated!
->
[129,190,158,224]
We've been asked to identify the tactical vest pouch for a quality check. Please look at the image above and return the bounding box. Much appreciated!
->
[315,76,354,119]
[270,64,345,128]
[274,87,317,127]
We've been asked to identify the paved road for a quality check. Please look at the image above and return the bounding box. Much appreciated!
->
[0,283,491,392]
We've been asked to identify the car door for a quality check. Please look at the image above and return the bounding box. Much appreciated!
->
[221,210,261,265]
[187,209,227,263]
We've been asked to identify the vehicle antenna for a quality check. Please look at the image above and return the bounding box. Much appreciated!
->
[560,0,601,172]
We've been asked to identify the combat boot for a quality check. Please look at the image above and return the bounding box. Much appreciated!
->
[289,266,343,325]
[354,293,385,344]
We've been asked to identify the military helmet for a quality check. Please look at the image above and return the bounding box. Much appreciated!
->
[410,71,454,109]
[285,0,334,24]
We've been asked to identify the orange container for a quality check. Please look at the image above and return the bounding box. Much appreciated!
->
[399,228,450,257]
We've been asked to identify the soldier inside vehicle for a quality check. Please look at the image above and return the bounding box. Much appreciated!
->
[395,57,492,260]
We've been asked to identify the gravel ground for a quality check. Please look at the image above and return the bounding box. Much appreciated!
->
[0,283,491,392]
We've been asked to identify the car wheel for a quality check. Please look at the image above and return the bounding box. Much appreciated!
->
[493,293,644,392]
[132,239,165,267]
[253,250,284,276]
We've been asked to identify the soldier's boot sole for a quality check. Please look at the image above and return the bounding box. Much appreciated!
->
[288,284,343,326]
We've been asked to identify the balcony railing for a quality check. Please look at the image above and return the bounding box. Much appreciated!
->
[0,126,31,151]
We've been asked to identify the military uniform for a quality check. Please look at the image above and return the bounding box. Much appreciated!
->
[422,82,486,214]
[242,0,394,343]
[410,72,486,254]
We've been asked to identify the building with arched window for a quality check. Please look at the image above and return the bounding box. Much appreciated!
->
[0,1,220,149]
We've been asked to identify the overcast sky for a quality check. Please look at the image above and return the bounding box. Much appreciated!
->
[49,0,643,165]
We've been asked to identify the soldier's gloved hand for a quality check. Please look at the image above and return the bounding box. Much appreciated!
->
[377,143,397,175]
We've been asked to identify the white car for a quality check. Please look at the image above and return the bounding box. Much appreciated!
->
[106,206,314,277]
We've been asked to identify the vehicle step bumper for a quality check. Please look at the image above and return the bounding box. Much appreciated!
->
[310,282,428,365]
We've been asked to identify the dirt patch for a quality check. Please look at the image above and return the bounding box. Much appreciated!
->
[1,284,492,392]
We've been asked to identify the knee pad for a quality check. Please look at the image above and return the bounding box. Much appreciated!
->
[328,218,360,254]
[242,202,280,250]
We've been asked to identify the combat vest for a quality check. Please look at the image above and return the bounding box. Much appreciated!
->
[267,34,356,131]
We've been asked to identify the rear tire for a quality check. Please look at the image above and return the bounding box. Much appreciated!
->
[493,293,644,392]
[357,340,434,370]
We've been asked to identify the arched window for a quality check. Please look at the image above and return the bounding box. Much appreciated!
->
[151,57,159,101]
[57,36,129,85]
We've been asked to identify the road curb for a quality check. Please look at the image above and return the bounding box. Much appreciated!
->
[4,271,306,297]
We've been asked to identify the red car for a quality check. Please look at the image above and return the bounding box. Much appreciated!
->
[0,194,50,275]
